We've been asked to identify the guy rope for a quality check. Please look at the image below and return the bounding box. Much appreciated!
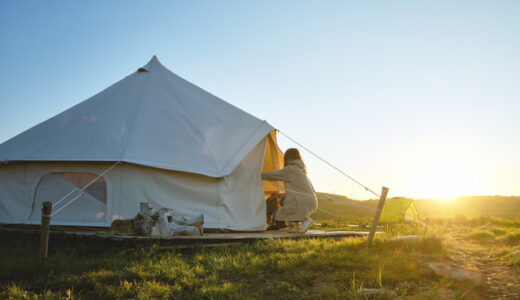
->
[49,161,122,217]
[276,130,430,230]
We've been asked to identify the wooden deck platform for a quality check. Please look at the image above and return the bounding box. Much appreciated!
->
[1,226,381,248]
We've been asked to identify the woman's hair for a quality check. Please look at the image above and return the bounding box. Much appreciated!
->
[284,148,305,171]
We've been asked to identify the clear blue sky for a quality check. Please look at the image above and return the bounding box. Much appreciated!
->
[1,1,519,199]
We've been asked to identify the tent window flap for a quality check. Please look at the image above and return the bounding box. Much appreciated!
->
[31,172,107,222]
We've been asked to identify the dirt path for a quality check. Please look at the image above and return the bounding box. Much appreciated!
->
[448,236,520,300]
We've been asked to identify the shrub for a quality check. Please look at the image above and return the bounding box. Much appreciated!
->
[504,232,520,245]
[492,228,507,236]
[468,231,494,243]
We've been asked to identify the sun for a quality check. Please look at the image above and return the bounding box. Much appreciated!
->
[402,148,486,199]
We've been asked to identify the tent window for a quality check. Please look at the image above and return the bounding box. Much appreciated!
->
[58,172,106,203]
[31,172,107,223]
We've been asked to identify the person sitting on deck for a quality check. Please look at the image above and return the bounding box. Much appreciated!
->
[261,148,318,233]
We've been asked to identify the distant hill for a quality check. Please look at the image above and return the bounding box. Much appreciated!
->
[311,193,376,220]
[311,193,520,221]
[414,196,520,220]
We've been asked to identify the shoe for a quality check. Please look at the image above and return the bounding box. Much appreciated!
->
[300,218,313,233]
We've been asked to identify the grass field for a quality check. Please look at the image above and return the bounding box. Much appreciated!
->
[2,195,520,299]
[1,225,444,299]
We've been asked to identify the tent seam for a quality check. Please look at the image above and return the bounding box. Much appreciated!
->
[9,158,225,177]
[160,64,266,125]
[218,122,268,173]
[120,67,152,159]
[156,64,221,174]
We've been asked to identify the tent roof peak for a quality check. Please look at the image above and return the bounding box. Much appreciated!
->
[149,55,160,64]
[0,55,274,177]
[138,55,161,73]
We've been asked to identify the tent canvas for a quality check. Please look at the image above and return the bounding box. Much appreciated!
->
[0,56,284,230]
[379,198,419,223]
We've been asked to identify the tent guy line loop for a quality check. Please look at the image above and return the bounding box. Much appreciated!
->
[50,161,122,217]
[276,130,381,198]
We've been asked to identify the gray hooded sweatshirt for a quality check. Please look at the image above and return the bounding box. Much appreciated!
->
[261,159,318,221]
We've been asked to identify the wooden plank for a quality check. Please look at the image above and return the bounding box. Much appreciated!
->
[2,226,383,248]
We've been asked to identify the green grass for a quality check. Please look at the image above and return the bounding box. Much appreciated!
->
[492,228,507,236]
[503,232,520,245]
[2,212,519,299]
[1,225,445,299]
[467,230,495,244]
[459,220,520,246]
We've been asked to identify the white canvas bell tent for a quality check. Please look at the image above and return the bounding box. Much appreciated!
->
[0,56,284,231]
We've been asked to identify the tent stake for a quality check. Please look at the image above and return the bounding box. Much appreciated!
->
[367,186,389,246]
[40,201,52,259]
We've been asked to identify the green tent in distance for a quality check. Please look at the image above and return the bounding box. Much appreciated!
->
[379,198,419,223]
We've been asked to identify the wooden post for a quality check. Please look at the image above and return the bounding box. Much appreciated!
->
[367,186,389,246]
[40,201,52,259]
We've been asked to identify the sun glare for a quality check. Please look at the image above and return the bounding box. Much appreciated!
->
[434,197,459,203]
[402,144,487,199]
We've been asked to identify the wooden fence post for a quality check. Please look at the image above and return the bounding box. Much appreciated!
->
[40,201,52,259]
[367,186,389,246]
